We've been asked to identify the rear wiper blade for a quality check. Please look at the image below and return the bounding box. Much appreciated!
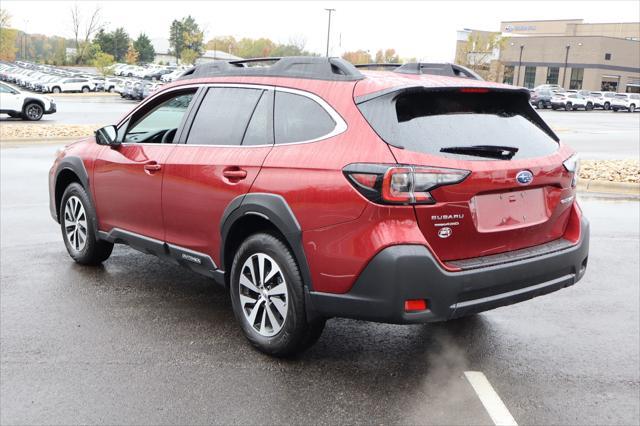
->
[439,145,519,160]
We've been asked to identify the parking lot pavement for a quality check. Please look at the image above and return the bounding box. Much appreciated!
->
[1,144,639,425]
[539,110,640,159]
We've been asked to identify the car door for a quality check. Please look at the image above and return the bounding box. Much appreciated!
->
[162,85,274,265]
[0,83,22,112]
[92,88,198,241]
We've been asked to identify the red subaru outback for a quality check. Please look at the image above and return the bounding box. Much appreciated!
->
[49,57,589,356]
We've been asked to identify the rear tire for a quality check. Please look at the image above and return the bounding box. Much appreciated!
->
[630,104,636,113]
[230,232,325,357]
[586,103,593,111]
[60,183,113,265]
[565,103,572,111]
[81,86,90,93]
[604,102,610,110]
[537,100,544,109]
[52,87,61,94]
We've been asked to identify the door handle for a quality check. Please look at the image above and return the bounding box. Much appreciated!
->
[144,162,162,172]
[222,168,247,179]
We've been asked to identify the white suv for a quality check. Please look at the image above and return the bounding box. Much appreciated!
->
[611,93,640,112]
[550,92,589,111]
[0,82,56,121]
[45,77,93,93]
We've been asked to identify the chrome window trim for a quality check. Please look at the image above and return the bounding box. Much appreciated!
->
[118,82,347,148]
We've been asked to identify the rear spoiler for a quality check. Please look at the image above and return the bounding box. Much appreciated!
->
[355,86,558,142]
[354,62,484,81]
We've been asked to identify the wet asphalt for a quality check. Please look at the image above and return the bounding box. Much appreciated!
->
[0,142,638,425]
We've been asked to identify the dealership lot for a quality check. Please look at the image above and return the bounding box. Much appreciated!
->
[1,95,639,160]
[1,140,638,424]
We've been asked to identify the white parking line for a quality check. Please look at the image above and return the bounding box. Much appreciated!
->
[464,371,518,426]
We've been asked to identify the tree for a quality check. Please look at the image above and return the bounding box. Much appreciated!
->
[374,48,400,64]
[70,4,103,64]
[94,27,129,62]
[94,51,115,76]
[205,35,237,54]
[0,8,18,61]
[133,33,155,64]
[456,32,507,80]
[342,50,373,65]
[125,43,138,64]
[169,16,203,64]
[180,48,199,65]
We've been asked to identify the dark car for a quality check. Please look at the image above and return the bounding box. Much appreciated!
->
[48,57,589,356]
[530,88,558,109]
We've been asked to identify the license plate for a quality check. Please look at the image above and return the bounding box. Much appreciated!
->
[472,188,549,232]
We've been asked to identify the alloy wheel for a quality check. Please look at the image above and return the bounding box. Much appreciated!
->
[64,196,88,252]
[238,253,288,337]
[25,104,43,120]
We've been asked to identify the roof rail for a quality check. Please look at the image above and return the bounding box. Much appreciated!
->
[353,63,402,70]
[394,63,484,80]
[178,56,364,81]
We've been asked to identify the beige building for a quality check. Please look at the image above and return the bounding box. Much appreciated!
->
[456,19,640,92]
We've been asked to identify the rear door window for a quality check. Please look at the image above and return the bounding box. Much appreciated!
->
[357,89,559,160]
[274,91,336,144]
[187,87,263,146]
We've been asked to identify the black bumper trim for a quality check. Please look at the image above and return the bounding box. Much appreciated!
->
[308,218,589,324]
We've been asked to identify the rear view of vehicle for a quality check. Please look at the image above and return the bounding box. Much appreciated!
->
[332,82,589,323]
[611,93,639,112]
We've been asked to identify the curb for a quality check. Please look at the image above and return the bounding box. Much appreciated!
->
[577,179,640,196]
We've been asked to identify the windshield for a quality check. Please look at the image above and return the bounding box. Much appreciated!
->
[357,89,559,160]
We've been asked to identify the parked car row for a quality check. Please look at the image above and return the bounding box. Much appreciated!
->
[111,63,188,82]
[0,61,106,94]
[530,84,639,112]
[114,77,165,101]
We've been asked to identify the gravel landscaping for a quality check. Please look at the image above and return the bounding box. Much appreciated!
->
[0,124,100,140]
[579,159,640,184]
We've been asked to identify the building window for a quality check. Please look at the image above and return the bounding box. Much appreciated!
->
[503,65,514,84]
[546,67,559,85]
[570,68,584,90]
[604,53,612,61]
[523,66,536,88]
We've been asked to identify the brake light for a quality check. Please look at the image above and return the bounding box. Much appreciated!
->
[459,88,490,93]
[344,164,470,205]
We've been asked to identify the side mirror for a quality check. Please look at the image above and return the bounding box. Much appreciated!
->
[95,125,119,146]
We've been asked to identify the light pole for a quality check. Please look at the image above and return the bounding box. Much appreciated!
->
[562,44,570,88]
[516,44,524,86]
[562,42,582,89]
[325,8,335,57]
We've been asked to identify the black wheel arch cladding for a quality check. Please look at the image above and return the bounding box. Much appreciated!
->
[220,193,314,291]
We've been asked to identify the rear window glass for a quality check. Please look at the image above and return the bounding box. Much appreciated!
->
[357,89,559,160]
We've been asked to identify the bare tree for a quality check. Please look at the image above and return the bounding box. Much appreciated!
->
[70,4,103,64]
[0,8,11,28]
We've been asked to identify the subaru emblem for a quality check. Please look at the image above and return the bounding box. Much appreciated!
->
[516,170,533,185]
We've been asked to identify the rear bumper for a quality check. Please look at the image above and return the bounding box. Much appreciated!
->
[309,218,589,324]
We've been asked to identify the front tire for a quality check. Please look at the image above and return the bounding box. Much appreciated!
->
[23,102,44,121]
[81,86,90,93]
[60,183,113,265]
[565,103,572,111]
[630,104,636,113]
[604,102,610,110]
[230,233,325,356]
[52,87,61,94]
[537,100,544,109]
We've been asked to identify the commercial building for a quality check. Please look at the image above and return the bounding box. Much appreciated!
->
[456,19,640,92]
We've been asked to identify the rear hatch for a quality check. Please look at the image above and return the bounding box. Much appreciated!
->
[357,86,577,262]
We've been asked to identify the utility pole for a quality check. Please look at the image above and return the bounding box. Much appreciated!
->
[325,8,335,57]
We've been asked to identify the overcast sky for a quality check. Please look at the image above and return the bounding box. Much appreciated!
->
[3,1,639,61]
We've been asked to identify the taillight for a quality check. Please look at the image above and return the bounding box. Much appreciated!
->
[344,164,469,205]
[563,154,580,188]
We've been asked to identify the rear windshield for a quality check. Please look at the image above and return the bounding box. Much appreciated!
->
[357,89,559,160]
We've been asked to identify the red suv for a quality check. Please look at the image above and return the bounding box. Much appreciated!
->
[49,57,589,356]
